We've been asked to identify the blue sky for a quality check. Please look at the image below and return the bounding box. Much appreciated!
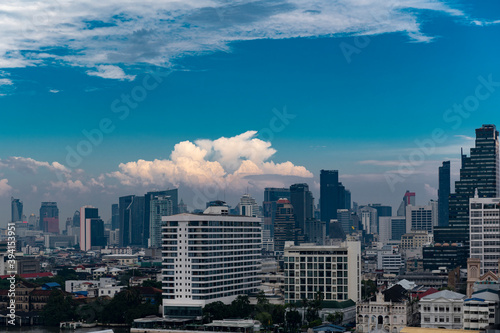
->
[1,0,500,225]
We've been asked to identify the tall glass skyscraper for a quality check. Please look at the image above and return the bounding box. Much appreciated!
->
[263,187,290,238]
[290,183,314,232]
[320,170,349,234]
[435,124,499,244]
[438,161,451,227]
[11,197,23,222]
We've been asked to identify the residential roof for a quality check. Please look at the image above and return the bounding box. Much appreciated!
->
[422,290,466,300]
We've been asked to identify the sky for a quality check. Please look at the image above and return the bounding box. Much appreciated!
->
[1,0,500,227]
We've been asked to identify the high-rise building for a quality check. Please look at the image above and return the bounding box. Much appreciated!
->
[368,204,392,234]
[436,124,499,244]
[28,214,37,230]
[337,209,353,235]
[289,183,314,233]
[359,206,378,235]
[273,199,304,254]
[345,190,352,210]
[149,194,174,248]
[161,208,261,318]
[390,217,407,241]
[72,210,80,228]
[438,161,451,227]
[111,204,119,230]
[144,189,178,246]
[178,198,188,213]
[119,195,145,247]
[39,202,59,233]
[80,206,105,251]
[397,191,416,217]
[406,203,437,234]
[239,193,259,217]
[320,170,348,231]
[263,187,290,239]
[11,197,23,222]
[469,195,500,275]
[283,241,361,303]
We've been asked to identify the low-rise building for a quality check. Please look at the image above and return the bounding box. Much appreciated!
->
[419,290,465,329]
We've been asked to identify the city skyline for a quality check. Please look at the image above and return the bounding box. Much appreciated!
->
[1,0,500,224]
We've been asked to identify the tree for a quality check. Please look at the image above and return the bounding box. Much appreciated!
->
[362,280,377,299]
[230,295,253,318]
[203,301,228,323]
[142,279,162,289]
[286,309,302,332]
[305,292,323,325]
[42,290,76,326]
[326,311,344,325]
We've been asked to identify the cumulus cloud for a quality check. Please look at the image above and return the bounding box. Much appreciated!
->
[50,180,90,193]
[0,0,467,77]
[0,78,13,86]
[109,131,313,190]
[424,183,438,197]
[0,179,12,196]
[86,65,136,81]
[0,156,71,175]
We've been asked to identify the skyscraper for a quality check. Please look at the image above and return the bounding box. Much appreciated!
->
[11,197,23,222]
[263,187,290,238]
[273,199,304,254]
[80,206,106,251]
[72,210,80,227]
[144,189,178,246]
[111,204,119,230]
[396,191,416,216]
[438,161,451,227]
[149,194,174,248]
[289,183,314,232]
[39,202,59,232]
[239,193,259,217]
[320,170,348,233]
[119,195,145,247]
[436,124,499,244]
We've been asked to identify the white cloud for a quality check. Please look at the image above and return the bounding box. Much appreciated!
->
[424,183,438,197]
[0,156,71,175]
[0,0,467,77]
[86,65,136,81]
[49,89,60,93]
[109,131,312,190]
[50,180,90,193]
[0,179,12,196]
[0,78,13,86]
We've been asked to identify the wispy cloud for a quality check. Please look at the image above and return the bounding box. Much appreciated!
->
[0,0,468,79]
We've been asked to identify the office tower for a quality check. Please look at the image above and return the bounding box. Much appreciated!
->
[28,214,37,230]
[263,187,290,238]
[397,191,416,216]
[283,241,361,303]
[80,206,105,251]
[436,124,499,244]
[178,198,188,213]
[11,197,23,222]
[345,189,352,210]
[469,194,500,275]
[368,204,392,234]
[320,170,349,231]
[379,217,392,244]
[337,209,353,235]
[111,204,119,230]
[119,195,145,247]
[144,189,178,246]
[239,193,259,217]
[438,161,451,227]
[359,206,378,235]
[406,203,437,233]
[390,217,407,241]
[39,202,59,233]
[162,208,261,318]
[273,199,304,254]
[149,194,174,248]
[305,219,326,245]
[72,210,80,227]
[289,183,314,232]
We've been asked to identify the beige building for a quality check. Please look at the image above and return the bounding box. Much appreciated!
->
[400,230,432,250]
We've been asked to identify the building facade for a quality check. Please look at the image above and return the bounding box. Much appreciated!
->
[283,241,361,303]
[161,210,261,318]
[419,290,465,329]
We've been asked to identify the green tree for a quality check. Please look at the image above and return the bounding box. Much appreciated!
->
[326,311,344,325]
[142,279,162,289]
[203,301,228,323]
[230,295,253,318]
[285,309,302,332]
[42,290,76,326]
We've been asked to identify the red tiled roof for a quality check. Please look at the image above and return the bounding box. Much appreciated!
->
[0,272,54,280]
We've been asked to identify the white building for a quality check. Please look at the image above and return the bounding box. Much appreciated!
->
[469,195,500,275]
[239,193,259,217]
[376,249,403,274]
[419,290,465,329]
[161,207,262,318]
[463,289,500,331]
[406,203,437,234]
[359,206,377,235]
[283,241,361,303]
